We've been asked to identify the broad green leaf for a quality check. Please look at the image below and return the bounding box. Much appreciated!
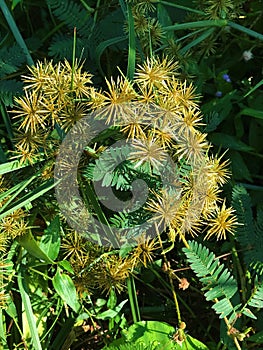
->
[5,297,17,319]
[95,298,107,307]
[228,150,252,182]
[209,133,253,152]
[97,299,128,320]
[52,267,81,313]
[240,107,263,120]
[247,330,263,344]
[58,260,74,274]
[39,216,61,261]
[16,231,54,264]
[107,288,117,309]
[106,321,209,349]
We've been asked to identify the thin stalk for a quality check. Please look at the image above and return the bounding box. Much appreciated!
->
[80,0,95,13]
[177,230,189,249]
[231,243,247,304]
[0,308,8,349]
[148,22,153,59]
[127,275,140,323]
[127,4,136,80]
[160,1,205,15]
[93,0,101,25]
[0,0,34,65]
[0,101,14,148]
[155,224,182,326]
[179,27,215,55]
[216,302,242,350]
[71,27,77,91]
[164,20,227,31]
[228,21,263,41]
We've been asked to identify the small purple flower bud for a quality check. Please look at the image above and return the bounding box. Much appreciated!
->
[215,91,222,97]
[222,74,231,82]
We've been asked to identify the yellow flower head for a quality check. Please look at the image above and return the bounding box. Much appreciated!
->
[135,56,178,92]
[205,200,238,240]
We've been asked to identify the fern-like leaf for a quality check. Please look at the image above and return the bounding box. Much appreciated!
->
[46,0,93,37]
[0,80,23,106]
[232,185,263,275]
[48,34,88,60]
[0,44,26,78]
[248,284,263,309]
[183,241,238,319]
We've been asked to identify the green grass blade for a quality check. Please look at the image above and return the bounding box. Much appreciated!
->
[240,108,263,120]
[95,36,127,76]
[17,264,42,350]
[164,19,227,31]
[228,21,263,41]
[0,309,8,349]
[160,0,205,15]
[244,79,263,97]
[180,27,215,54]
[0,179,57,220]
[0,102,14,146]
[0,145,7,163]
[127,4,136,80]
[0,158,44,175]
[0,0,34,66]
[0,173,38,213]
[127,275,140,323]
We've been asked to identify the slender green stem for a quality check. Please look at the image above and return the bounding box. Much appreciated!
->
[228,21,263,41]
[155,225,182,326]
[180,27,215,54]
[28,267,53,281]
[0,102,14,148]
[127,4,136,80]
[0,0,34,65]
[231,243,247,304]
[93,0,101,25]
[80,0,95,13]
[0,172,38,213]
[71,27,77,91]
[160,1,205,15]
[0,309,8,349]
[164,20,227,31]
[127,275,140,323]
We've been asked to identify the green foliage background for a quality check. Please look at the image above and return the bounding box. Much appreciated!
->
[0,0,263,349]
